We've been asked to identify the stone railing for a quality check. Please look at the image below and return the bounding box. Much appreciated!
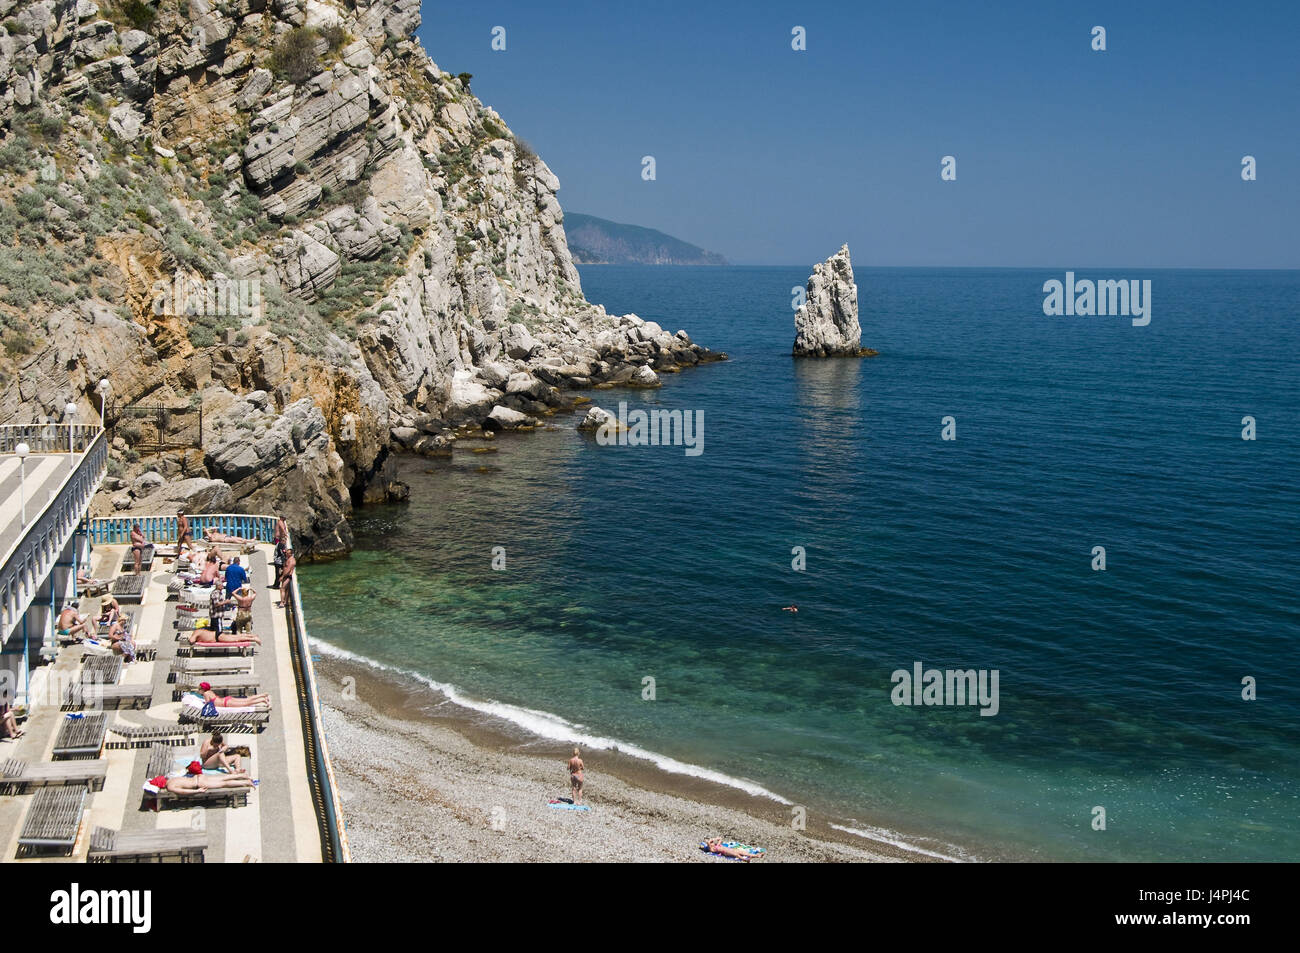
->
[0,429,108,645]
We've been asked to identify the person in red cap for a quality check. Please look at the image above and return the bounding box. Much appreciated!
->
[200,682,271,710]
[148,770,254,796]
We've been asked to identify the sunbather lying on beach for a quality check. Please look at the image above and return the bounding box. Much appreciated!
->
[77,568,106,589]
[187,629,261,646]
[198,682,271,710]
[703,838,758,861]
[56,605,96,640]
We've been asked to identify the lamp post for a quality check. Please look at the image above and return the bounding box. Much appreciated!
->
[65,401,78,466]
[15,441,28,525]
[96,378,111,429]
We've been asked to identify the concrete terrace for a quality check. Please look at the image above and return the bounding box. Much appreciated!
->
[0,539,327,862]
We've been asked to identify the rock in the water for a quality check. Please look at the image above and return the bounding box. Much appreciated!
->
[792,244,875,357]
[485,405,536,431]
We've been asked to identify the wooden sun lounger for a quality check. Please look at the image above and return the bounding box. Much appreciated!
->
[170,657,255,680]
[106,722,196,750]
[89,825,207,863]
[176,641,255,657]
[52,713,107,760]
[81,654,123,685]
[0,758,107,794]
[111,573,148,603]
[63,682,153,711]
[121,544,156,571]
[178,706,270,732]
[17,786,86,856]
[144,744,250,810]
[172,676,261,701]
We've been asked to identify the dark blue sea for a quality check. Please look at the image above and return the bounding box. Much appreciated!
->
[302,266,1300,861]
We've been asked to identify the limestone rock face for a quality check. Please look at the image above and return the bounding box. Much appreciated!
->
[792,244,874,358]
[0,0,728,558]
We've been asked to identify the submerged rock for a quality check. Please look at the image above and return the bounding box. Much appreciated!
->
[792,244,876,357]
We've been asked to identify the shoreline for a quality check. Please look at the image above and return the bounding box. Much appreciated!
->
[313,654,963,862]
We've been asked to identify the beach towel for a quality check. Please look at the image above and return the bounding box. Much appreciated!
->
[699,841,766,860]
[548,799,591,811]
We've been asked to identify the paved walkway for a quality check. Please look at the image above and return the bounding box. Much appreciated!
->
[0,542,323,863]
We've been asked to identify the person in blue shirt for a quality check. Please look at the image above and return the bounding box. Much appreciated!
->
[224,556,249,597]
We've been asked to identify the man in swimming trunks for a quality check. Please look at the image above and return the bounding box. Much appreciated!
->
[56,605,96,640]
[782,604,798,613]
[568,747,585,805]
[229,584,255,633]
[176,510,192,546]
[274,549,296,608]
[130,523,147,574]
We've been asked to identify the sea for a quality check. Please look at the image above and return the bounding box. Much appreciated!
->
[300,265,1300,862]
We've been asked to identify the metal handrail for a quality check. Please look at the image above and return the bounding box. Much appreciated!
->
[0,430,108,643]
[0,424,101,454]
[86,512,351,863]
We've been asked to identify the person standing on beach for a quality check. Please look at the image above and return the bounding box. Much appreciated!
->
[568,747,585,805]
[176,510,192,546]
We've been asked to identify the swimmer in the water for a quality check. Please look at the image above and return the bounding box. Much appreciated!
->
[781,604,798,613]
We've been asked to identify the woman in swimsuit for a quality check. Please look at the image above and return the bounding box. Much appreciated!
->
[200,731,249,774]
[200,682,272,710]
[704,838,757,861]
[567,747,585,805]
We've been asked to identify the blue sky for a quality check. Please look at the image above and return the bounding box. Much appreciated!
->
[416,1,1298,268]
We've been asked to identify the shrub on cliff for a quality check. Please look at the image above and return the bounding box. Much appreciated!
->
[270,27,323,84]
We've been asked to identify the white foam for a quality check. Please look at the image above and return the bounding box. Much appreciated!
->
[829,823,974,862]
[311,637,794,804]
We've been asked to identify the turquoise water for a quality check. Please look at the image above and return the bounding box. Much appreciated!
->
[302,266,1300,861]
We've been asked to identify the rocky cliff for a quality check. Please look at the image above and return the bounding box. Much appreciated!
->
[0,0,723,557]
[791,244,875,358]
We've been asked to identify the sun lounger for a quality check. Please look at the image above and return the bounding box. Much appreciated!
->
[63,682,153,710]
[177,704,270,732]
[52,712,107,760]
[106,722,196,750]
[81,654,123,685]
[89,825,207,863]
[111,573,147,603]
[82,581,110,597]
[17,786,86,856]
[172,675,261,701]
[142,744,250,809]
[176,641,255,657]
[170,657,255,680]
[121,544,155,571]
[0,758,107,794]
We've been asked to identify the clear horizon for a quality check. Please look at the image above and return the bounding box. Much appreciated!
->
[418,1,1298,270]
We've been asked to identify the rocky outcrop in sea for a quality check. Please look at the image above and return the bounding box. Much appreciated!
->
[792,244,876,358]
[0,0,724,557]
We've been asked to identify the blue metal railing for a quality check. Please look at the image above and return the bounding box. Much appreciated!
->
[88,514,277,545]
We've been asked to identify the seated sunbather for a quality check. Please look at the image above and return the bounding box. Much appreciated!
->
[704,838,758,861]
[201,731,248,773]
[56,605,96,640]
[0,702,23,740]
[198,681,271,710]
[187,629,261,646]
[198,553,221,586]
[97,596,122,627]
[102,620,137,662]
